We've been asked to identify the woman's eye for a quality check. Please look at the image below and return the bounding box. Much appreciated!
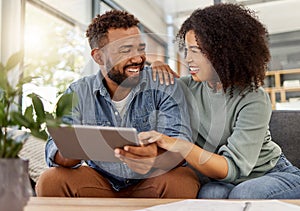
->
[184,48,188,58]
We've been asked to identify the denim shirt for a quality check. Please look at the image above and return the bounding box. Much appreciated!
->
[45,66,192,191]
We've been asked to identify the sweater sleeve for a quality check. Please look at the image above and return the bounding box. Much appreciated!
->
[218,89,272,182]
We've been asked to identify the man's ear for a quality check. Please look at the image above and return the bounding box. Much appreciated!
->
[91,48,104,65]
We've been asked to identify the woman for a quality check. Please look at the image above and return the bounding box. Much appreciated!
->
[140,4,300,199]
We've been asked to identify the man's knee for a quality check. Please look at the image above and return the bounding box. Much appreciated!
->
[36,167,71,197]
[153,167,200,198]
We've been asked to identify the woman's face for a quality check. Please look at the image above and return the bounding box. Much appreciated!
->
[185,30,218,84]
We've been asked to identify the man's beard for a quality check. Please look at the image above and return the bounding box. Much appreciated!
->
[106,62,143,88]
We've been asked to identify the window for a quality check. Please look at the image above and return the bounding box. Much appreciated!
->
[95,0,168,66]
[23,1,88,111]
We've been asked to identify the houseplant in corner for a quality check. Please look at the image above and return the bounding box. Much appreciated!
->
[0,52,75,210]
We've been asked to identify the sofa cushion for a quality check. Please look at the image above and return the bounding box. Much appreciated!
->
[17,131,48,183]
[269,110,300,168]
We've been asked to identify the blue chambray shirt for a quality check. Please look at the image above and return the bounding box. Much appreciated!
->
[45,66,192,191]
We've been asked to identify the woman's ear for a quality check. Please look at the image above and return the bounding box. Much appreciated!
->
[91,48,104,65]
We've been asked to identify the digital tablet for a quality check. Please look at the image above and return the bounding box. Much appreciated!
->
[47,125,140,162]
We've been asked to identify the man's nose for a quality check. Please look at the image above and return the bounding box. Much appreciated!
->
[130,54,143,64]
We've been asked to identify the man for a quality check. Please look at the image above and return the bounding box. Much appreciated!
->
[36,10,199,198]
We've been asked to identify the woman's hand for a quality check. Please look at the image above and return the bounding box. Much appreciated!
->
[138,130,192,156]
[151,61,180,85]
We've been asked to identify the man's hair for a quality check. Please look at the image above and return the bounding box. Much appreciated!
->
[177,4,270,95]
[86,10,139,49]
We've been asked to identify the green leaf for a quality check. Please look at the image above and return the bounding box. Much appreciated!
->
[0,62,4,71]
[24,105,34,124]
[56,92,77,118]
[0,102,5,122]
[30,129,48,140]
[10,112,31,128]
[0,63,7,90]
[16,76,38,88]
[5,51,24,72]
[46,118,60,127]
[29,93,46,123]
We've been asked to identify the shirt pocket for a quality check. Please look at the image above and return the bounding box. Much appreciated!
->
[132,108,156,132]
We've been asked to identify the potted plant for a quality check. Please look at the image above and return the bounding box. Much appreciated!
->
[0,52,75,210]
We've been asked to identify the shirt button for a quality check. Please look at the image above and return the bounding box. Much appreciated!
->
[126,180,130,184]
[114,111,118,115]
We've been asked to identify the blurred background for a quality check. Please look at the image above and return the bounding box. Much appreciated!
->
[1,0,300,110]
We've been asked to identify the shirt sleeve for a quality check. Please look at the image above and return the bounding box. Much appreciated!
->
[45,86,83,168]
[217,89,272,182]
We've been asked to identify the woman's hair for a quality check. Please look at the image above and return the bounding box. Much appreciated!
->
[177,3,270,95]
[86,10,139,49]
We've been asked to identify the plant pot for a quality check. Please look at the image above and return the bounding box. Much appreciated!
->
[0,158,32,211]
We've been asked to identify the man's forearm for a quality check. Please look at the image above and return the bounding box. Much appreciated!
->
[54,151,81,167]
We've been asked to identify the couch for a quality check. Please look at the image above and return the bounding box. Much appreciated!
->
[17,110,300,195]
[269,110,300,168]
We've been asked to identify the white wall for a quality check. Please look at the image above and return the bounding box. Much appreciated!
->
[0,0,22,86]
[249,0,300,34]
[1,0,22,64]
[0,0,2,60]
[40,0,92,25]
[113,0,168,35]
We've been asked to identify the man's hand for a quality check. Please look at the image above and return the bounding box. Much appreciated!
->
[151,61,180,85]
[114,143,158,175]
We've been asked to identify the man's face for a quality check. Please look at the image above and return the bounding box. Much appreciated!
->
[102,27,146,88]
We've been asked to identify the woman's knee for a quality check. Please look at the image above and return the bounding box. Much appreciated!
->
[228,182,266,199]
[198,182,234,199]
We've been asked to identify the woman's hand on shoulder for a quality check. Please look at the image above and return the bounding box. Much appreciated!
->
[151,61,180,85]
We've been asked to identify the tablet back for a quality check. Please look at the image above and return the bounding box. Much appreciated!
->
[47,125,139,162]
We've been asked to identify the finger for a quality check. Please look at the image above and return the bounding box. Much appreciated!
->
[115,149,156,167]
[163,69,170,86]
[152,67,157,81]
[157,69,164,84]
[124,143,157,157]
[115,148,153,160]
[168,72,175,85]
[165,66,176,84]
[138,131,161,145]
[165,65,179,78]
[115,148,139,159]
[122,157,154,174]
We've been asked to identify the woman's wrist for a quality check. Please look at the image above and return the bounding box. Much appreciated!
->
[173,138,194,158]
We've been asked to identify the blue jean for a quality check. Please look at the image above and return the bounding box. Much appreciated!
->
[198,154,300,199]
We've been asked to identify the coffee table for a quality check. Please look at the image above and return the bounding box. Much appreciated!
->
[24,197,300,211]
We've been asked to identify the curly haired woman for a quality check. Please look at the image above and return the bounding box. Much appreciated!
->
[143,3,300,199]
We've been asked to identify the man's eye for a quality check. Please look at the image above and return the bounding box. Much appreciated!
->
[120,49,130,53]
